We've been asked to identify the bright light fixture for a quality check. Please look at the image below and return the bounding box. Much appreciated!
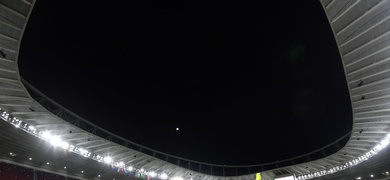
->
[104,156,113,164]
[160,173,168,179]
[275,175,295,180]
[41,131,51,140]
[60,141,69,149]
[172,176,183,180]
[49,136,62,147]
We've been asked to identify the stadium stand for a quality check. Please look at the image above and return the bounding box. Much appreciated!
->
[0,161,82,180]
[1,0,390,179]
[0,162,34,180]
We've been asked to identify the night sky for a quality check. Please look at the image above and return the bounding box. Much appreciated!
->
[18,0,352,165]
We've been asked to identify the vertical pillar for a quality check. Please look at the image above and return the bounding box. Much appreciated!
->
[33,169,37,180]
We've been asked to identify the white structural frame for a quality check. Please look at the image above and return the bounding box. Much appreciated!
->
[0,0,390,180]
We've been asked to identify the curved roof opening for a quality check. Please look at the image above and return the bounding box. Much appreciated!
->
[18,0,352,165]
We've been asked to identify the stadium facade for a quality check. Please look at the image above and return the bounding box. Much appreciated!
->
[0,0,390,179]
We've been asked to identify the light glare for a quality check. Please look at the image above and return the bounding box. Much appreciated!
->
[172,177,183,180]
[160,173,168,179]
[60,141,69,149]
[50,136,62,147]
[104,156,113,164]
[41,131,51,140]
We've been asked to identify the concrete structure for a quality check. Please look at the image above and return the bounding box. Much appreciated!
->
[0,0,389,179]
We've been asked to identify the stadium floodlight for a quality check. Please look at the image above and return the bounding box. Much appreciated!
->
[128,166,133,171]
[172,176,183,180]
[104,156,113,164]
[160,173,168,180]
[60,141,69,149]
[79,148,90,156]
[94,154,103,161]
[49,136,62,147]
[380,138,389,147]
[274,175,295,180]
[41,131,52,140]
[2,112,9,119]
[374,144,383,152]
[118,161,125,167]
[148,171,156,177]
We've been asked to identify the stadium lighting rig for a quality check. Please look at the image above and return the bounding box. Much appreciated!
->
[0,108,173,179]
[1,107,389,180]
[296,132,390,180]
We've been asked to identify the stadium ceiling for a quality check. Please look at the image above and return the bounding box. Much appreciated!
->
[0,0,390,180]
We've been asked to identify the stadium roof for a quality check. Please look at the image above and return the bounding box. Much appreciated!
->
[0,0,390,180]
[17,0,352,165]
